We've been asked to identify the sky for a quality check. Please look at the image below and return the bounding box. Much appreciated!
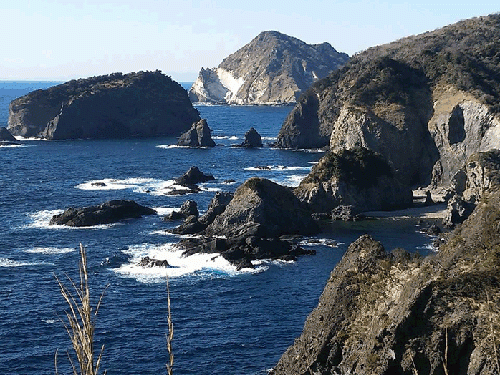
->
[1,0,498,82]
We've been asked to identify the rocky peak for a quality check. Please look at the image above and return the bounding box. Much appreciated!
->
[189,31,348,105]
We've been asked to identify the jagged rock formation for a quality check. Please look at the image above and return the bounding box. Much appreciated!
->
[294,147,413,213]
[0,127,19,145]
[189,31,349,105]
[277,14,500,190]
[272,186,500,375]
[239,127,263,148]
[174,178,319,268]
[8,71,200,140]
[50,200,156,227]
[177,119,216,147]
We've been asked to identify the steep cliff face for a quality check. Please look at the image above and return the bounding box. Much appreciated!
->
[272,186,500,375]
[8,71,200,140]
[189,31,349,105]
[276,14,500,189]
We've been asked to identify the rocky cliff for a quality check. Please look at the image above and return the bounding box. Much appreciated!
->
[189,31,349,105]
[272,184,500,375]
[277,14,500,190]
[8,71,200,140]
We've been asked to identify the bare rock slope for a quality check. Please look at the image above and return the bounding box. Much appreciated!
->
[189,31,348,105]
[277,14,500,191]
[8,71,200,140]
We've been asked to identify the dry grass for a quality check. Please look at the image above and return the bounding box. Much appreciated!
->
[54,244,108,375]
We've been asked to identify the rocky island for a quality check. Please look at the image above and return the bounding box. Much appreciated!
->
[8,70,200,140]
[189,31,349,105]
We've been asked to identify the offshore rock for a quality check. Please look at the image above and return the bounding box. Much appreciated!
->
[50,200,156,227]
[174,166,215,187]
[0,127,17,143]
[138,256,170,268]
[294,147,413,213]
[273,186,500,374]
[163,200,199,221]
[239,127,263,148]
[189,31,348,105]
[198,192,234,226]
[177,119,216,147]
[8,71,200,140]
[276,14,500,190]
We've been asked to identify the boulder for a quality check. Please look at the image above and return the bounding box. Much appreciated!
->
[163,200,199,221]
[240,127,262,148]
[138,256,170,268]
[177,119,216,147]
[205,177,319,238]
[8,71,200,140]
[294,147,413,214]
[442,195,475,227]
[198,192,234,226]
[171,215,207,235]
[50,200,156,227]
[174,166,215,187]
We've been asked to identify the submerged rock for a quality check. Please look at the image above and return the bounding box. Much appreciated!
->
[177,119,216,147]
[8,71,200,140]
[50,200,156,227]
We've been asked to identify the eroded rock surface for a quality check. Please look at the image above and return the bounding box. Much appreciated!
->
[189,31,348,105]
[8,71,200,140]
[177,119,215,147]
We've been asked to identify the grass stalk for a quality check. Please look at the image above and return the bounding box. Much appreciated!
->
[55,244,108,375]
[166,276,174,375]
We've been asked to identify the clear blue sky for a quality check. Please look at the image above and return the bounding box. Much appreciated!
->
[1,0,498,82]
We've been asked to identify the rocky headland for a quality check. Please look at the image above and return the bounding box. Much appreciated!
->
[8,70,200,140]
[276,14,500,193]
[188,31,349,105]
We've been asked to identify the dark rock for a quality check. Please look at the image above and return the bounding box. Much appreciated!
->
[198,192,234,226]
[91,182,107,187]
[174,166,215,187]
[421,223,442,235]
[171,215,207,235]
[50,200,156,227]
[295,147,413,213]
[177,119,215,147]
[424,190,434,205]
[189,31,349,105]
[205,177,319,238]
[164,186,200,195]
[180,200,198,217]
[331,205,365,221]
[138,256,170,268]
[163,210,185,221]
[0,127,17,142]
[240,127,262,148]
[222,179,236,184]
[8,71,200,140]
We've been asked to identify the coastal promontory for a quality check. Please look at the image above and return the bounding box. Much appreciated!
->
[8,70,200,140]
[189,31,349,105]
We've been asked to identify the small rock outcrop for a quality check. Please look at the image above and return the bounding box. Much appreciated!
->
[174,166,215,187]
[163,200,199,221]
[177,119,216,147]
[189,31,348,105]
[138,256,170,268]
[8,71,200,140]
[174,178,319,268]
[0,127,17,143]
[50,200,156,227]
[294,147,413,214]
[272,186,500,374]
[239,127,262,148]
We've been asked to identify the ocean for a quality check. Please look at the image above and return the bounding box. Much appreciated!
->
[0,81,436,374]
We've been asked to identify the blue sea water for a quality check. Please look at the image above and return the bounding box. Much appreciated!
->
[0,81,436,375]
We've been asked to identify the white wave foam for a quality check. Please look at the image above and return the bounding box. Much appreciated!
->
[156,144,189,149]
[244,165,311,172]
[113,243,265,282]
[153,207,176,216]
[76,178,197,196]
[13,136,48,141]
[283,174,307,187]
[24,247,76,254]
[0,257,52,267]
[262,136,277,141]
[212,135,239,140]
[0,144,27,148]
[299,238,340,248]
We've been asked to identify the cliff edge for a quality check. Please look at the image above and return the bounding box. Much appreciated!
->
[189,31,349,105]
[8,71,200,140]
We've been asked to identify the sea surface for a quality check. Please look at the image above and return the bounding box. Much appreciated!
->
[0,81,436,375]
